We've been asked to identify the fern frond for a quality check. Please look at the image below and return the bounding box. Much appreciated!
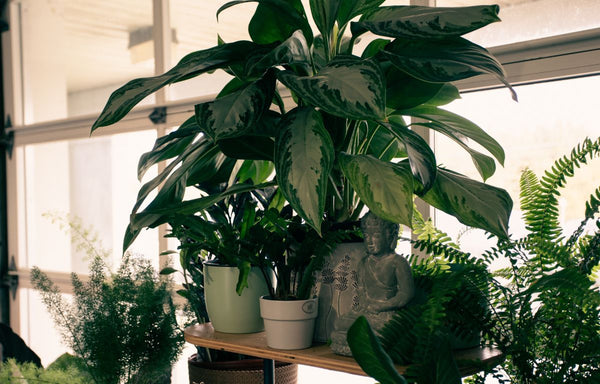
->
[520,137,600,243]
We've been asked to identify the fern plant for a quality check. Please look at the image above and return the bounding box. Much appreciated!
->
[348,137,600,384]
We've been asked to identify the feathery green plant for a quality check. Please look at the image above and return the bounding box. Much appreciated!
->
[30,216,184,384]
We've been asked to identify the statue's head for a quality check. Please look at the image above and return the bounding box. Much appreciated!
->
[361,212,399,255]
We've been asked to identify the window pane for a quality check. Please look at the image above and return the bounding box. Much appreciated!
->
[20,0,154,123]
[21,130,159,273]
[433,75,600,256]
[439,0,600,47]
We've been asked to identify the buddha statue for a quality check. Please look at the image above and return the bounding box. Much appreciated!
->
[330,212,415,356]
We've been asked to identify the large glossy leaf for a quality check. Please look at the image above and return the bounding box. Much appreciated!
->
[337,0,385,28]
[384,63,445,111]
[249,30,311,76]
[401,105,505,166]
[219,0,313,46]
[91,41,266,131]
[275,108,334,234]
[339,153,413,225]
[382,37,517,100]
[355,5,500,39]
[310,0,341,42]
[195,69,276,141]
[347,316,408,384]
[415,121,496,181]
[386,118,436,193]
[137,116,200,181]
[364,121,403,161]
[278,56,385,120]
[420,167,512,238]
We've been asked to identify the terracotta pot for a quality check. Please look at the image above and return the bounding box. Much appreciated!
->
[188,354,297,384]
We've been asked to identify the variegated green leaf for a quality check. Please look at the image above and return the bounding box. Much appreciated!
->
[91,41,268,131]
[339,153,413,225]
[278,56,385,120]
[137,116,200,181]
[355,5,500,39]
[337,0,385,27]
[249,30,311,76]
[275,108,334,234]
[195,69,276,141]
[401,105,505,166]
[420,167,512,238]
[386,118,437,192]
[382,37,517,100]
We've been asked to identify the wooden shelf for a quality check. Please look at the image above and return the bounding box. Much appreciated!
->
[184,323,503,377]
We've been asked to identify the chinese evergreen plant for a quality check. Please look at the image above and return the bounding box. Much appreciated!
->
[90,1,515,252]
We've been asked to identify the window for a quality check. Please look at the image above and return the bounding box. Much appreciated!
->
[2,1,600,383]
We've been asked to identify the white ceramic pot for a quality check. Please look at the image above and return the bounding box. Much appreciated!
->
[204,262,271,333]
[259,296,318,350]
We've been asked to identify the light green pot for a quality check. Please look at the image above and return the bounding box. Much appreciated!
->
[203,262,270,333]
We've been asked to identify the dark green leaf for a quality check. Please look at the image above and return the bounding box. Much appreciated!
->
[309,0,341,42]
[195,68,276,141]
[218,0,313,46]
[92,41,267,131]
[386,118,437,192]
[217,136,274,161]
[248,30,311,76]
[275,108,335,234]
[347,316,408,384]
[402,105,505,166]
[382,37,517,100]
[384,63,445,110]
[355,5,500,39]
[420,167,512,238]
[339,153,413,225]
[364,121,403,161]
[361,38,390,59]
[159,267,178,275]
[278,56,385,120]
[337,0,385,28]
[137,116,200,180]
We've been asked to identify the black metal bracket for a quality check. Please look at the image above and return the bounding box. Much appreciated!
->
[1,116,13,159]
[149,107,167,125]
[5,255,17,300]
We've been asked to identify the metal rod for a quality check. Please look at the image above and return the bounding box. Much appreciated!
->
[263,359,275,384]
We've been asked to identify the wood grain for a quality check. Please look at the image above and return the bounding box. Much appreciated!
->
[185,323,504,377]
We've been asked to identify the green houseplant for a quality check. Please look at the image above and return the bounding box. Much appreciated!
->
[90,1,515,252]
[30,217,184,384]
[347,137,600,384]
[166,188,274,334]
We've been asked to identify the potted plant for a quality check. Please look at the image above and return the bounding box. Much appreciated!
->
[347,137,600,384]
[90,1,515,255]
[166,188,276,334]
[164,189,300,382]
[254,209,354,349]
[30,216,184,384]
